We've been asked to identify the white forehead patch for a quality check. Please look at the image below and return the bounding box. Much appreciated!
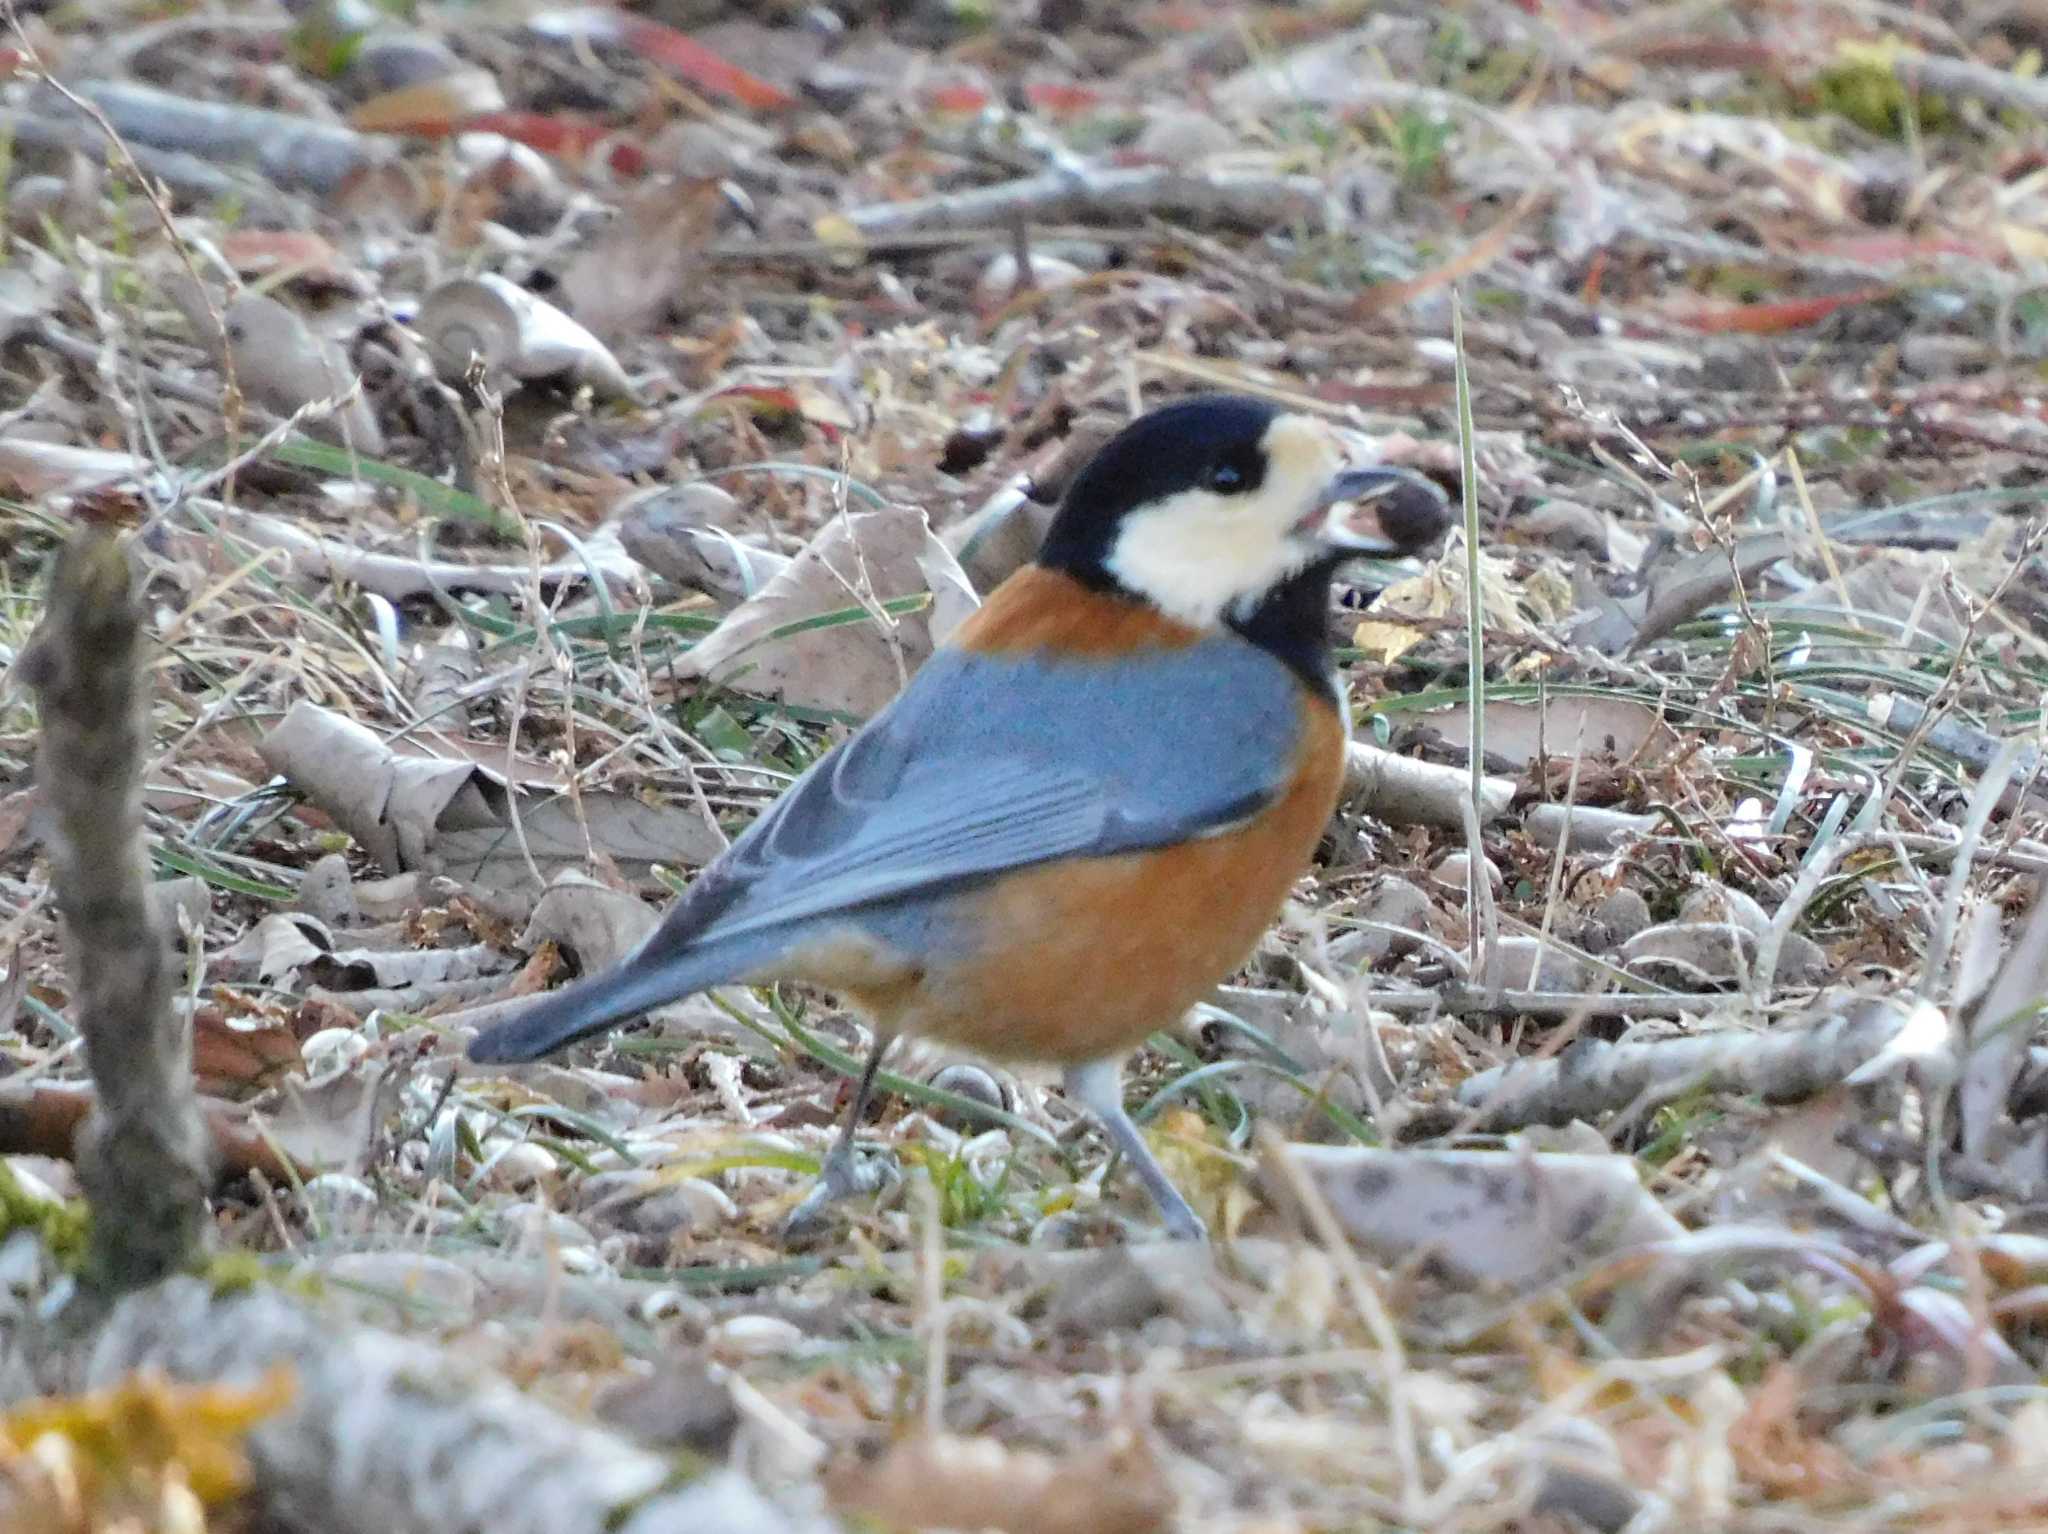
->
[1102,413,1346,629]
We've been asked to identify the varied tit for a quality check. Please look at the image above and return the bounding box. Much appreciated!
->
[469,393,1448,1240]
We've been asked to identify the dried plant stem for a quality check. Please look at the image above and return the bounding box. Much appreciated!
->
[1450,292,1499,987]
[19,526,212,1294]
[1257,1124,1423,1518]
[1923,739,2029,1008]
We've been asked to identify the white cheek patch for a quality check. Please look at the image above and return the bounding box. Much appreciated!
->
[1103,487,1312,629]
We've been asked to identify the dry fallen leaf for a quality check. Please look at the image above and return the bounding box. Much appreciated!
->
[680,505,979,717]
[166,283,384,453]
[246,1063,386,1176]
[348,67,507,133]
[192,1005,306,1099]
[1268,1144,1684,1289]
[257,702,724,889]
[1422,696,1678,770]
[826,1427,1175,1534]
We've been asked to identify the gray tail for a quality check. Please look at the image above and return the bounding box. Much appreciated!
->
[465,940,758,1064]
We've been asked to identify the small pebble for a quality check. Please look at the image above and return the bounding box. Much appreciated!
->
[1133,108,1236,163]
[708,1314,805,1358]
[486,1141,559,1188]
[1330,875,1432,967]
[301,1027,369,1080]
[927,1063,1010,1128]
[618,1179,737,1239]
[1431,851,1503,898]
[496,1199,596,1250]
[301,1173,377,1219]
[1585,887,1651,951]
[319,1252,478,1319]
[975,252,1085,307]
[1678,884,1772,937]
[297,851,359,927]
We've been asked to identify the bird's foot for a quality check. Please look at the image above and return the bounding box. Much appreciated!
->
[1154,1192,1209,1244]
[782,1142,901,1243]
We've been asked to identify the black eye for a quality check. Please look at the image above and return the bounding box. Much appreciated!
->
[1206,459,1247,493]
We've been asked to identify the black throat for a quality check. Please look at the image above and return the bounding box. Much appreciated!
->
[1226,554,1343,703]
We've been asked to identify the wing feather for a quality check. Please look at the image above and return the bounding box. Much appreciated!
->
[661,639,1308,949]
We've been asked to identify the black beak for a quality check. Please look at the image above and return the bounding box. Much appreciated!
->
[1312,465,1451,557]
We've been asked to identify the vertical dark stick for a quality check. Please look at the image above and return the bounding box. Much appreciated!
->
[21,524,212,1293]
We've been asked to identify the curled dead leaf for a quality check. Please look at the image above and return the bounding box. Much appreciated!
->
[680,505,980,717]
[416,272,635,401]
[256,701,723,889]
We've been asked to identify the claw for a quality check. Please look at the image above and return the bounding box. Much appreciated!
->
[782,1143,901,1242]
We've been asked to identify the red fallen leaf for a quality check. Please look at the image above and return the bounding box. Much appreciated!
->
[1675,286,1893,335]
[221,229,365,296]
[1579,246,1611,307]
[708,384,849,441]
[0,1079,304,1181]
[926,83,991,113]
[528,8,791,110]
[1794,233,2006,267]
[458,112,647,176]
[611,14,791,111]
[463,109,608,157]
[1024,81,1107,115]
[192,1004,305,1100]
[712,384,803,418]
[1128,4,1209,26]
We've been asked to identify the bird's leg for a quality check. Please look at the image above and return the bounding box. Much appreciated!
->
[1063,1057,1207,1241]
[784,1031,900,1239]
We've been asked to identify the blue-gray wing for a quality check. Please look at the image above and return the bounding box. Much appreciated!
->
[686,636,1308,943]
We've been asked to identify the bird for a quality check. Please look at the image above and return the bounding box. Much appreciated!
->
[468,393,1449,1240]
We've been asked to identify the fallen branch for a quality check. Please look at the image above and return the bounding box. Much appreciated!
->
[1344,742,1515,828]
[1366,986,1705,1019]
[18,525,213,1293]
[846,165,1327,238]
[1453,995,1928,1131]
[0,1079,302,1183]
[0,107,266,209]
[49,79,380,198]
[179,499,641,602]
[1899,48,2048,122]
